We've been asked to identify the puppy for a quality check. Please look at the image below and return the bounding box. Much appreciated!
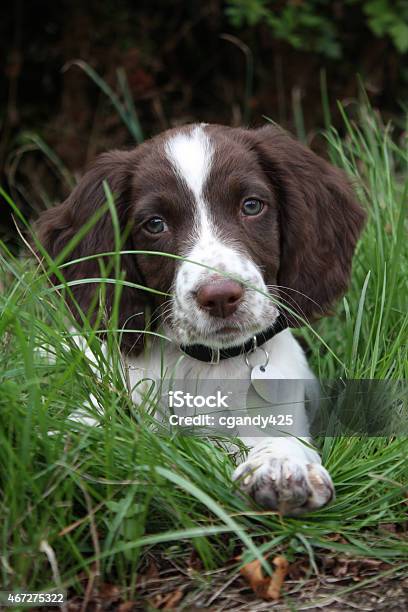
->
[37,124,365,515]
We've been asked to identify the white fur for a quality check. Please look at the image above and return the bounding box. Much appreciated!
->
[165,124,213,206]
[165,125,278,349]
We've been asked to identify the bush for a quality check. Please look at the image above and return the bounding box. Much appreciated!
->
[226,0,408,58]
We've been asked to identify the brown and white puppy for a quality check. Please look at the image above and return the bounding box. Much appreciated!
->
[37,123,365,515]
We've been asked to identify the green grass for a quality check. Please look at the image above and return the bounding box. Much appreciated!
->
[0,103,407,607]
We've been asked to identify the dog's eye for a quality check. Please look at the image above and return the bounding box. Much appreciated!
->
[144,217,168,234]
[242,198,264,216]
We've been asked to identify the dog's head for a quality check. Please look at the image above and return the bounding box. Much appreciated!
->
[37,124,365,353]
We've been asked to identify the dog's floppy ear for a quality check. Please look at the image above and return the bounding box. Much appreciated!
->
[36,149,148,354]
[252,124,366,326]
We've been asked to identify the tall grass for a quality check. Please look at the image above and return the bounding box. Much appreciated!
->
[303,101,408,381]
[0,102,407,606]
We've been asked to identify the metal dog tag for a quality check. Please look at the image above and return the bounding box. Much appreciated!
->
[250,363,285,403]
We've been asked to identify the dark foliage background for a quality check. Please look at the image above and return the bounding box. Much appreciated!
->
[1,0,407,247]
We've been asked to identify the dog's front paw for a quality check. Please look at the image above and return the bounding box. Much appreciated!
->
[233,454,334,516]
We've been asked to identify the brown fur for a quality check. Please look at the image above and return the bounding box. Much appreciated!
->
[36,124,366,353]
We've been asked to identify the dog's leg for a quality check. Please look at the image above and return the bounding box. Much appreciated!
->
[232,381,334,515]
[233,436,334,515]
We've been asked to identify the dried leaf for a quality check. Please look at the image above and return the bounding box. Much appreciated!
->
[136,559,159,589]
[151,589,184,610]
[239,559,266,595]
[239,555,289,601]
[264,556,289,600]
[117,603,136,612]
[162,589,183,609]
[97,583,121,601]
[187,548,203,572]
[333,557,349,577]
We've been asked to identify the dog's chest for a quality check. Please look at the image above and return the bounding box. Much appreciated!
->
[124,329,314,440]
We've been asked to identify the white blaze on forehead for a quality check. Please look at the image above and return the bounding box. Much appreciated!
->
[164,125,213,202]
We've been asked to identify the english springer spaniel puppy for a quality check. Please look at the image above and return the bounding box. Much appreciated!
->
[37,124,365,515]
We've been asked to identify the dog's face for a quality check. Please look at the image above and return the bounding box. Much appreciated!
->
[131,125,281,349]
[37,124,365,353]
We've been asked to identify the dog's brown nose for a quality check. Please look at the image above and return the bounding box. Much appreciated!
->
[196,280,244,318]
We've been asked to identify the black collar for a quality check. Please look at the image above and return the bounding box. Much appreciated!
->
[179,314,287,363]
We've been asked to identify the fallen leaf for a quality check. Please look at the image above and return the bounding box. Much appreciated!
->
[118,602,136,612]
[187,548,203,572]
[239,555,289,601]
[136,559,159,589]
[239,559,266,596]
[287,558,310,579]
[151,589,184,610]
[263,556,289,600]
[333,557,349,577]
[97,583,121,601]
[162,589,183,609]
